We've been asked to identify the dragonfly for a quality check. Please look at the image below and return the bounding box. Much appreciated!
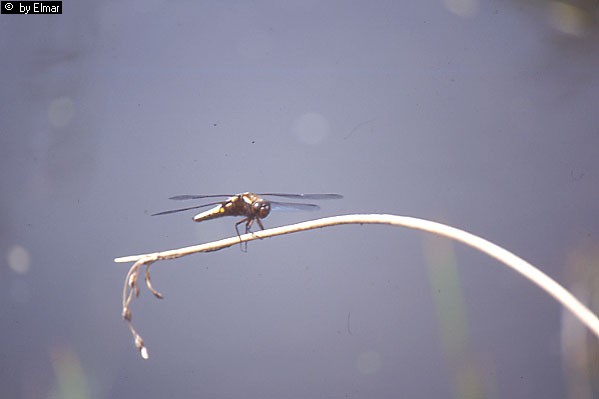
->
[152,192,343,239]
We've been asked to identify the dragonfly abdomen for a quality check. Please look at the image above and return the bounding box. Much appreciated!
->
[193,205,227,222]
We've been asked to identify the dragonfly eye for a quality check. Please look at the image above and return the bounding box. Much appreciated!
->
[254,201,270,218]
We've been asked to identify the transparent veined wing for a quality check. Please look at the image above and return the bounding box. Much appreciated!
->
[168,194,233,201]
[168,193,343,201]
[259,193,343,200]
[151,201,224,216]
[269,201,321,212]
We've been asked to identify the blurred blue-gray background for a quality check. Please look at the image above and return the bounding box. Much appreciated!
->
[1,1,598,398]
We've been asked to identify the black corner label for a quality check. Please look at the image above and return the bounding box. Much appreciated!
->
[2,1,62,14]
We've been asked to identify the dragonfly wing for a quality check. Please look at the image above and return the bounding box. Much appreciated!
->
[151,201,224,216]
[169,194,232,200]
[269,201,321,212]
[259,193,343,200]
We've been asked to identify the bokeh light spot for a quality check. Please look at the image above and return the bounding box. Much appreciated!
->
[548,1,591,37]
[7,244,30,274]
[443,0,479,17]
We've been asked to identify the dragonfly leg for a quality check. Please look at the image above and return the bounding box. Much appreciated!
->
[235,218,250,252]
[247,218,264,240]
[245,218,255,233]
[253,218,266,240]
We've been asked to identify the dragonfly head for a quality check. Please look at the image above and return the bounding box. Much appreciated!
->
[252,200,271,219]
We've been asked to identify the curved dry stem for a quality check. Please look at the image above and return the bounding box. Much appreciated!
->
[115,214,599,359]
